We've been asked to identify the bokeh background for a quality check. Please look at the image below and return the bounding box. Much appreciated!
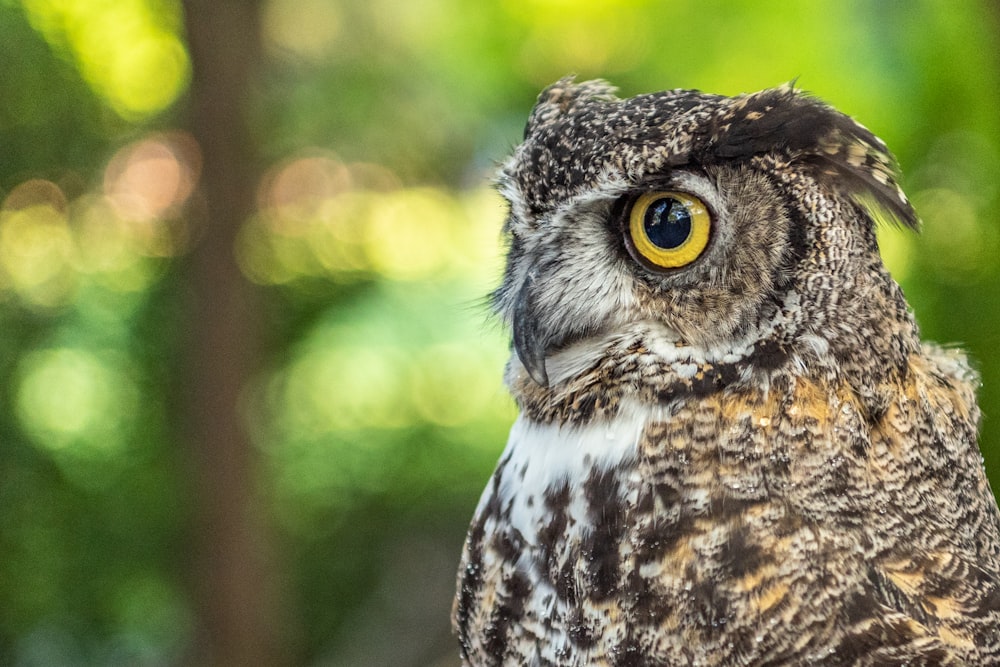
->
[1,1,999,665]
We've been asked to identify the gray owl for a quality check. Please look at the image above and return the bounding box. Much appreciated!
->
[453,78,1000,665]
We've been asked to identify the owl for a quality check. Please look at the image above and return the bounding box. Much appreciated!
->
[453,78,1000,666]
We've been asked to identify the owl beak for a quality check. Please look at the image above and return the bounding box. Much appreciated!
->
[512,270,550,387]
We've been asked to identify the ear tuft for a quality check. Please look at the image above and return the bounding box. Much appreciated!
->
[706,87,919,230]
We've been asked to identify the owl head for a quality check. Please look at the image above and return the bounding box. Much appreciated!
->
[494,78,920,400]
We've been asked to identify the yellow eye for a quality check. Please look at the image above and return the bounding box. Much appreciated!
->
[626,191,711,269]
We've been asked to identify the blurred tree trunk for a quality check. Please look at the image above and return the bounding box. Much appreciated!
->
[181,1,285,665]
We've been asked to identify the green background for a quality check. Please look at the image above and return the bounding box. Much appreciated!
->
[1,1,998,665]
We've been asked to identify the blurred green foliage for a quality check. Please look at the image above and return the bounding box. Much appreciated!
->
[1,0,999,665]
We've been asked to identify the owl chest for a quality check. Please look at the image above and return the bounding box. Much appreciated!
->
[456,406,884,665]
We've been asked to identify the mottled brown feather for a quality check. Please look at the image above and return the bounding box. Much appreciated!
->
[456,79,1000,666]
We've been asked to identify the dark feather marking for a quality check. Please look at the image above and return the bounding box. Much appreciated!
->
[492,528,524,563]
[718,523,768,579]
[483,569,531,663]
[538,479,571,574]
[867,567,933,628]
[566,605,597,648]
[843,580,881,626]
[752,338,789,371]
[581,467,627,600]
[971,569,1000,618]
[626,567,673,626]
[689,576,732,637]
[555,558,578,605]
[652,342,787,405]
[610,636,650,667]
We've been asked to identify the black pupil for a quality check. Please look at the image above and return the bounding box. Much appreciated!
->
[644,197,691,249]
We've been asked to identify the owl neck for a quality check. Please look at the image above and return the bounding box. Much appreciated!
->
[505,274,920,426]
[795,259,921,418]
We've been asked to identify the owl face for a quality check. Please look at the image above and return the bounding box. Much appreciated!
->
[493,79,918,388]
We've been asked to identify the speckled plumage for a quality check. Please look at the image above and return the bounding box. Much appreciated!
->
[454,79,1000,666]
